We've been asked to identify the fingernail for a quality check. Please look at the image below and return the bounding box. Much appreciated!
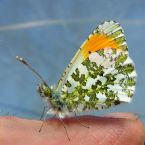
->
[104,112,139,120]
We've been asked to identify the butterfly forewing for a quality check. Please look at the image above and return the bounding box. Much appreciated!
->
[57,21,136,112]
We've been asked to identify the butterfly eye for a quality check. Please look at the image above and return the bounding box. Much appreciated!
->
[88,51,91,54]
[58,107,62,111]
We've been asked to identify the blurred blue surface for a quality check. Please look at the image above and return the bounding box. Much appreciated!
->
[0,0,145,125]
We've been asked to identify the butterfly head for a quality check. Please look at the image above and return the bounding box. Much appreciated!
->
[37,83,52,98]
[37,83,63,110]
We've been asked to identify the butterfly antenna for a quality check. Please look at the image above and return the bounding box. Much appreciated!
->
[16,56,48,86]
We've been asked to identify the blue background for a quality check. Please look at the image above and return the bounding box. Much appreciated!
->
[0,0,145,126]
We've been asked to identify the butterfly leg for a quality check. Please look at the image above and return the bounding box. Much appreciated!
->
[59,117,70,141]
[74,112,90,128]
[39,108,56,132]
[40,106,46,120]
[39,115,47,132]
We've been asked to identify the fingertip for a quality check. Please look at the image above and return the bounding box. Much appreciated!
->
[61,114,145,145]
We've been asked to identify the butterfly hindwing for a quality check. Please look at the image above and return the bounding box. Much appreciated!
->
[57,21,136,112]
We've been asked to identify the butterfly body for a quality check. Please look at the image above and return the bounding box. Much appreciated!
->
[38,84,74,118]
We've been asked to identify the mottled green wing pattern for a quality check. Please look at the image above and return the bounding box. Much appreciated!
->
[58,21,137,112]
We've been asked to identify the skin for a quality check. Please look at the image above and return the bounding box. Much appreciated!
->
[0,112,144,145]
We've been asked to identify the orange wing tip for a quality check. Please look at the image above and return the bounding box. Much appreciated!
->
[81,34,122,59]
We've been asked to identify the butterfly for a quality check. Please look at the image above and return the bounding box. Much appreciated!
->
[16,20,137,120]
